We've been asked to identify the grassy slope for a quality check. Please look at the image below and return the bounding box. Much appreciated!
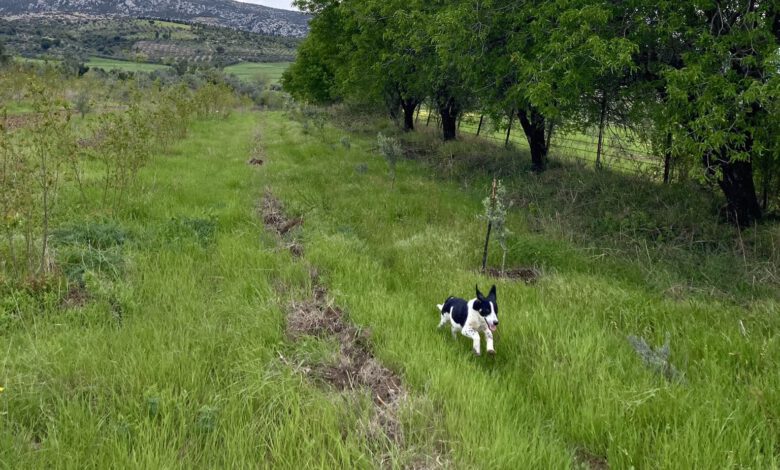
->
[223,62,290,84]
[256,112,780,468]
[86,57,171,73]
[0,113,389,468]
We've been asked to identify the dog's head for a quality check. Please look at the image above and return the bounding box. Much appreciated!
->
[475,284,499,332]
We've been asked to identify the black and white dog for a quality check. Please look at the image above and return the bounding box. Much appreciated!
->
[436,285,499,355]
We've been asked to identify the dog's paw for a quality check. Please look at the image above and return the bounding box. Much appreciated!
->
[487,349,496,355]
[473,349,481,356]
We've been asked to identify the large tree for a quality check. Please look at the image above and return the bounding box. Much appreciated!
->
[656,0,778,225]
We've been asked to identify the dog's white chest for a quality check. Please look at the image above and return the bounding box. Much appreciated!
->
[465,313,486,332]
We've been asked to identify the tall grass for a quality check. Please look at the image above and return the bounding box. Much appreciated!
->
[1,100,778,468]
[255,111,779,468]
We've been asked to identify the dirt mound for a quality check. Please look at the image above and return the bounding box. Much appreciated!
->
[60,284,89,309]
[574,447,609,469]
[260,190,304,255]
[485,266,540,283]
[286,285,404,407]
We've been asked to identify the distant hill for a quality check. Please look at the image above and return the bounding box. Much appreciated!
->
[0,0,310,38]
[0,14,300,65]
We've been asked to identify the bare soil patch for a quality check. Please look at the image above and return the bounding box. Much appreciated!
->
[283,271,414,455]
[260,190,304,256]
[574,447,609,470]
[285,277,404,408]
[60,284,90,309]
[484,266,540,284]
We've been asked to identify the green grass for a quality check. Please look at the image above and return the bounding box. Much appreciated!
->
[86,57,171,73]
[223,62,290,84]
[0,113,407,467]
[1,107,778,468]
[253,113,779,468]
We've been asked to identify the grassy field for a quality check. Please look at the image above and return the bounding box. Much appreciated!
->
[252,113,779,468]
[85,57,171,73]
[1,102,779,468]
[223,62,290,84]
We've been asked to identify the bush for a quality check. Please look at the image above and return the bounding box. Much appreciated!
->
[377,132,403,186]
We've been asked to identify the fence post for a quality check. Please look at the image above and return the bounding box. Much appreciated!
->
[426,103,433,127]
[504,111,513,147]
[476,114,484,136]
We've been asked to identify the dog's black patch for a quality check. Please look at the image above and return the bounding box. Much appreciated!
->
[442,296,468,327]
[474,299,491,317]
[476,285,499,323]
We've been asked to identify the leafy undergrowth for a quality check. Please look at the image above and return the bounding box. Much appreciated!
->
[256,110,779,468]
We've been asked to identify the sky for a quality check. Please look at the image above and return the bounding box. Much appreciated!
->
[235,0,298,11]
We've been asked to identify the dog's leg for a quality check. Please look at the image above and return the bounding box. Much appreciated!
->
[451,324,460,339]
[484,329,495,355]
[461,327,481,355]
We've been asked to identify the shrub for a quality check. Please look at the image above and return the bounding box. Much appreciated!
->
[377,132,403,186]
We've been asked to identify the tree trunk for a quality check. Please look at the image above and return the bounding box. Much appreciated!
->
[716,157,762,226]
[439,104,459,141]
[545,119,555,150]
[401,98,419,132]
[517,107,547,172]
[504,111,513,147]
[663,133,673,184]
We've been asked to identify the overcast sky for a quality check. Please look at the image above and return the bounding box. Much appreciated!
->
[236,0,298,11]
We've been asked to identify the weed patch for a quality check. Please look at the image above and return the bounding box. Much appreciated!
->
[162,216,217,247]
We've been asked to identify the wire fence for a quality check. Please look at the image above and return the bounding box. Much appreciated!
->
[417,107,664,180]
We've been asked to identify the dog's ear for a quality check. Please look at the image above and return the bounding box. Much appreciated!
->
[488,284,496,299]
[476,284,485,300]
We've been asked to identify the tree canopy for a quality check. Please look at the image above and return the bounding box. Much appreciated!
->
[283,0,780,225]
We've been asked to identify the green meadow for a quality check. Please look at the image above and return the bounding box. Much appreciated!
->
[2,94,778,468]
[85,57,171,73]
[223,62,290,84]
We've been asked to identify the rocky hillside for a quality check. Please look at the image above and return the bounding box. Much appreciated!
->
[0,0,309,37]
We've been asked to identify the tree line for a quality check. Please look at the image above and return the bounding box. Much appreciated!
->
[282,0,780,226]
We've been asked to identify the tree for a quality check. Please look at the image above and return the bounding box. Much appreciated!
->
[282,0,353,103]
[655,0,778,225]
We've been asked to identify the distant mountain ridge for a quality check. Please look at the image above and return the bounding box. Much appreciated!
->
[0,0,310,37]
